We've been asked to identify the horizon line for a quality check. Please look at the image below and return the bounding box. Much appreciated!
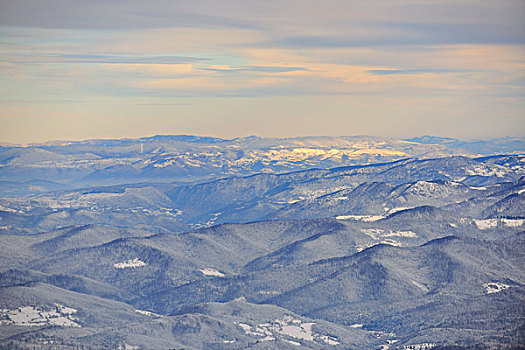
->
[1,134,524,147]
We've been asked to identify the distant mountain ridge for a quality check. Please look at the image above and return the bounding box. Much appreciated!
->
[0,154,523,235]
[0,135,523,196]
[406,135,525,154]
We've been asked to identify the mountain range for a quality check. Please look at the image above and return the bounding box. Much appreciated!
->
[0,135,523,196]
[0,135,524,349]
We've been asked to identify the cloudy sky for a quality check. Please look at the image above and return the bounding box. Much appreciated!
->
[0,0,524,143]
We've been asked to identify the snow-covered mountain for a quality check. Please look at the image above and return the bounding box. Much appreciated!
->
[0,136,524,349]
[1,154,522,234]
[1,135,523,196]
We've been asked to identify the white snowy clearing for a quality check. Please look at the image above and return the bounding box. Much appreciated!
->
[386,207,414,215]
[356,228,415,251]
[236,315,339,345]
[501,218,525,227]
[403,343,437,350]
[336,214,385,222]
[114,258,147,269]
[284,339,301,346]
[200,268,225,277]
[0,304,80,327]
[484,282,510,294]
[383,230,418,238]
[257,290,279,295]
[380,339,400,350]
[465,164,508,177]
[135,309,163,317]
[412,280,430,292]
[191,212,222,229]
[474,218,524,230]
[356,240,405,252]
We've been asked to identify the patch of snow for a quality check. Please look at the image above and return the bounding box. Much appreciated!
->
[0,205,23,213]
[466,164,508,178]
[357,240,404,251]
[380,239,405,247]
[236,315,339,346]
[336,214,385,221]
[319,335,340,345]
[117,344,141,350]
[238,323,252,332]
[260,336,275,341]
[56,305,77,315]
[474,218,524,230]
[412,280,429,292]
[352,148,407,157]
[236,322,274,339]
[380,339,400,350]
[191,212,222,229]
[161,207,183,217]
[484,282,510,294]
[258,290,279,295]
[114,258,147,269]
[518,188,525,194]
[280,323,315,341]
[284,339,301,346]
[403,343,436,350]
[474,219,498,230]
[361,228,384,240]
[356,243,378,252]
[336,215,355,220]
[350,324,363,328]
[387,207,414,214]
[0,304,80,327]
[283,199,301,204]
[501,218,525,227]
[200,268,225,277]
[363,215,386,222]
[135,309,162,317]
[361,229,417,240]
[383,230,418,238]
[117,344,140,350]
[223,340,236,344]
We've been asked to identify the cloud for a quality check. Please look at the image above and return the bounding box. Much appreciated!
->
[0,0,261,30]
[201,66,308,73]
[367,69,476,75]
[6,53,209,65]
[2,0,523,47]
[274,23,525,49]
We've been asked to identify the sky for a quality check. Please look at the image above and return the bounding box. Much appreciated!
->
[0,0,524,143]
